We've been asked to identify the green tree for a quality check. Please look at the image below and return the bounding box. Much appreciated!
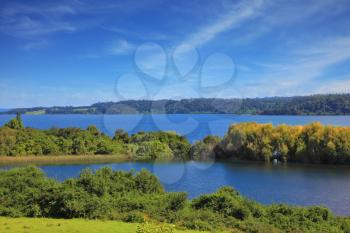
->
[5,113,24,130]
[114,129,130,143]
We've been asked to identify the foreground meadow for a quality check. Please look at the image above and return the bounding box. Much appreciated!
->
[0,217,211,233]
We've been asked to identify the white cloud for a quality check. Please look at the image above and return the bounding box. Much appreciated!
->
[1,3,76,16]
[231,0,349,46]
[313,78,350,94]
[178,0,265,52]
[236,36,350,97]
[81,39,135,59]
[21,40,49,51]
[0,3,76,38]
[109,40,134,55]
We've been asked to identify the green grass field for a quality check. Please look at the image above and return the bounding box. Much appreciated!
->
[0,217,210,233]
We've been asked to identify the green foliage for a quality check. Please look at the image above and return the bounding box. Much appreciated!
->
[134,169,164,194]
[0,166,349,232]
[136,222,175,233]
[130,131,191,160]
[189,136,221,160]
[0,117,190,161]
[135,141,173,160]
[2,115,350,166]
[214,122,350,164]
[192,187,250,220]
[114,129,130,143]
[4,113,24,130]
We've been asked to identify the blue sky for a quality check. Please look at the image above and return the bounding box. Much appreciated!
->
[0,0,350,107]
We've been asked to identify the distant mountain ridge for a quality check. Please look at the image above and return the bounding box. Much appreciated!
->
[3,94,350,115]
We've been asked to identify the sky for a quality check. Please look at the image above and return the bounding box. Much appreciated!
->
[0,0,350,108]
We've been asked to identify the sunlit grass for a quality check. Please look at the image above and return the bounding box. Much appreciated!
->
[0,217,208,233]
[0,154,130,165]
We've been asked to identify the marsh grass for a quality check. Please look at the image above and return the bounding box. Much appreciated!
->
[0,154,131,166]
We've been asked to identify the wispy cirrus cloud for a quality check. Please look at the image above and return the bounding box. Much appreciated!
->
[178,0,265,52]
[108,39,134,55]
[81,39,135,59]
[0,2,78,51]
[21,39,49,51]
[237,36,350,97]
[0,3,76,38]
[230,0,349,45]
[0,1,164,51]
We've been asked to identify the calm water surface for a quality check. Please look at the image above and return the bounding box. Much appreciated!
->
[1,114,350,142]
[3,161,350,216]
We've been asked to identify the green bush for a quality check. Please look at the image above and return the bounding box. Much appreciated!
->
[0,166,349,233]
[0,117,189,160]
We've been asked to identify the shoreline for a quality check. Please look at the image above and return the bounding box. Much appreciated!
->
[2,155,350,168]
[0,154,131,166]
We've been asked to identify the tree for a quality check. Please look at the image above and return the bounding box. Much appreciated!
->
[135,141,173,160]
[114,129,129,143]
[5,113,24,130]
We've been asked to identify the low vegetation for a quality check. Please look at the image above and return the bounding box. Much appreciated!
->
[0,166,350,232]
[0,217,206,233]
[0,113,190,160]
[0,155,129,165]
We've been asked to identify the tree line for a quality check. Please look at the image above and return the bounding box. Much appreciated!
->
[4,93,350,115]
[1,166,349,232]
[0,113,190,160]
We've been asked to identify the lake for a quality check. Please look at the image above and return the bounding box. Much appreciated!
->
[3,161,350,216]
[1,114,350,142]
[1,114,350,215]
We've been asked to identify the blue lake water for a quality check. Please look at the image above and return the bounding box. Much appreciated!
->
[1,114,350,215]
[3,161,350,216]
[0,114,350,142]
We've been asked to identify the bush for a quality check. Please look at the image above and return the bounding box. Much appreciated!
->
[136,222,175,233]
[0,166,348,233]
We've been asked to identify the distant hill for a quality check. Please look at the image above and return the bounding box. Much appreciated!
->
[3,94,350,115]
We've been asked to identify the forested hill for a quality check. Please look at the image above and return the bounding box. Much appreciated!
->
[4,94,350,115]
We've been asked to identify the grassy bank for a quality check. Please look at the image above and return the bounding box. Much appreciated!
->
[0,154,131,165]
[0,217,209,233]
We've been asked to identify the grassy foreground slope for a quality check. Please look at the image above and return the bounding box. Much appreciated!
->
[0,217,209,233]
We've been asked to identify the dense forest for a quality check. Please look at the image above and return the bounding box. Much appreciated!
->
[3,94,350,115]
[2,114,350,165]
[1,166,350,232]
